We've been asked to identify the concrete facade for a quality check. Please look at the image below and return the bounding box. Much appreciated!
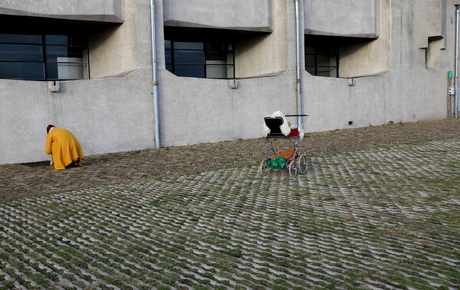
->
[0,0,456,165]
[163,0,273,32]
[304,0,380,38]
[0,0,124,23]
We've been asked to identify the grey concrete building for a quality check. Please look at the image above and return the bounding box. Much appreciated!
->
[0,0,457,165]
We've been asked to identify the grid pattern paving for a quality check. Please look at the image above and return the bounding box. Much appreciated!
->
[1,138,459,289]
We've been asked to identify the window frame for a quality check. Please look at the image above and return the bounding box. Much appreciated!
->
[0,33,89,81]
[165,39,235,79]
[305,45,339,78]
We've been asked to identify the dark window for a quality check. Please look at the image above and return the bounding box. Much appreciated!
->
[0,33,88,81]
[165,39,234,79]
[305,35,340,78]
[305,45,339,77]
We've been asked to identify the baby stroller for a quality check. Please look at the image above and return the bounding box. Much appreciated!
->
[260,113,309,177]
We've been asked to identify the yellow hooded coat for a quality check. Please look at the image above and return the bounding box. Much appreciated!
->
[45,128,84,170]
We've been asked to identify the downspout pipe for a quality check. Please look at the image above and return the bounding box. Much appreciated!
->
[455,5,460,119]
[150,0,161,148]
[295,0,303,126]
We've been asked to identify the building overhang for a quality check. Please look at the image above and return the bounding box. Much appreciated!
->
[0,0,124,23]
[163,0,273,33]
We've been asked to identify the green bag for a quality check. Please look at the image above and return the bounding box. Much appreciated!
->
[266,156,287,169]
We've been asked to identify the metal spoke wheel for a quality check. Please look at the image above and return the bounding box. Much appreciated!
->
[298,154,308,174]
[289,161,298,177]
[259,159,269,176]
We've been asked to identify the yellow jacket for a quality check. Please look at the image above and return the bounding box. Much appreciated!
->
[45,128,84,170]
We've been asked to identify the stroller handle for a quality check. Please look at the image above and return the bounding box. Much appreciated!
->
[284,114,309,129]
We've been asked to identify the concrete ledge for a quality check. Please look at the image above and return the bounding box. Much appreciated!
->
[304,0,379,38]
[164,0,273,32]
[0,0,124,23]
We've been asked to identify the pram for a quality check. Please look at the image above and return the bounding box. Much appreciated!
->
[260,114,309,177]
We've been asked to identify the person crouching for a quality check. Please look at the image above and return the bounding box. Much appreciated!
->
[45,125,84,170]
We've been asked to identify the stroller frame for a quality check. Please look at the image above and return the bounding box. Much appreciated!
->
[260,114,309,177]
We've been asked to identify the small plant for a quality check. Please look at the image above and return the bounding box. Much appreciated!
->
[427,195,443,202]
[224,249,243,258]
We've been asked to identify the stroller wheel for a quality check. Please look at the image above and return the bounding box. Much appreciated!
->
[289,161,298,177]
[259,160,269,176]
[298,155,308,174]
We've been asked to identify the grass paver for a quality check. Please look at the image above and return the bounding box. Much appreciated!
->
[1,120,460,289]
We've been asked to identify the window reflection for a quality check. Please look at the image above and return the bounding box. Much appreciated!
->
[0,44,43,62]
[0,33,88,81]
[0,34,42,44]
[165,40,234,79]
[0,62,45,80]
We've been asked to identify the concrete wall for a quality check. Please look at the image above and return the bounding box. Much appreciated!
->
[340,0,391,77]
[0,0,155,165]
[302,0,452,132]
[235,0,288,78]
[163,0,273,32]
[415,0,447,48]
[304,0,379,38]
[89,0,139,78]
[303,76,385,131]
[303,69,448,133]
[158,0,297,147]
[158,71,298,147]
[0,0,124,23]
[0,73,156,165]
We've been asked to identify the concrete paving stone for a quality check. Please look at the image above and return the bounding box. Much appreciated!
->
[2,121,460,289]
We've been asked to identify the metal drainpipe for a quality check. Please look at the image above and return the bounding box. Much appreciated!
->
[295,0,303,126]
[455,5,460,119]
[150,0,161,148]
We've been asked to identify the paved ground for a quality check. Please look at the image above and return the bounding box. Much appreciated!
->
[2,119,460,200]
[1,119,460,289]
